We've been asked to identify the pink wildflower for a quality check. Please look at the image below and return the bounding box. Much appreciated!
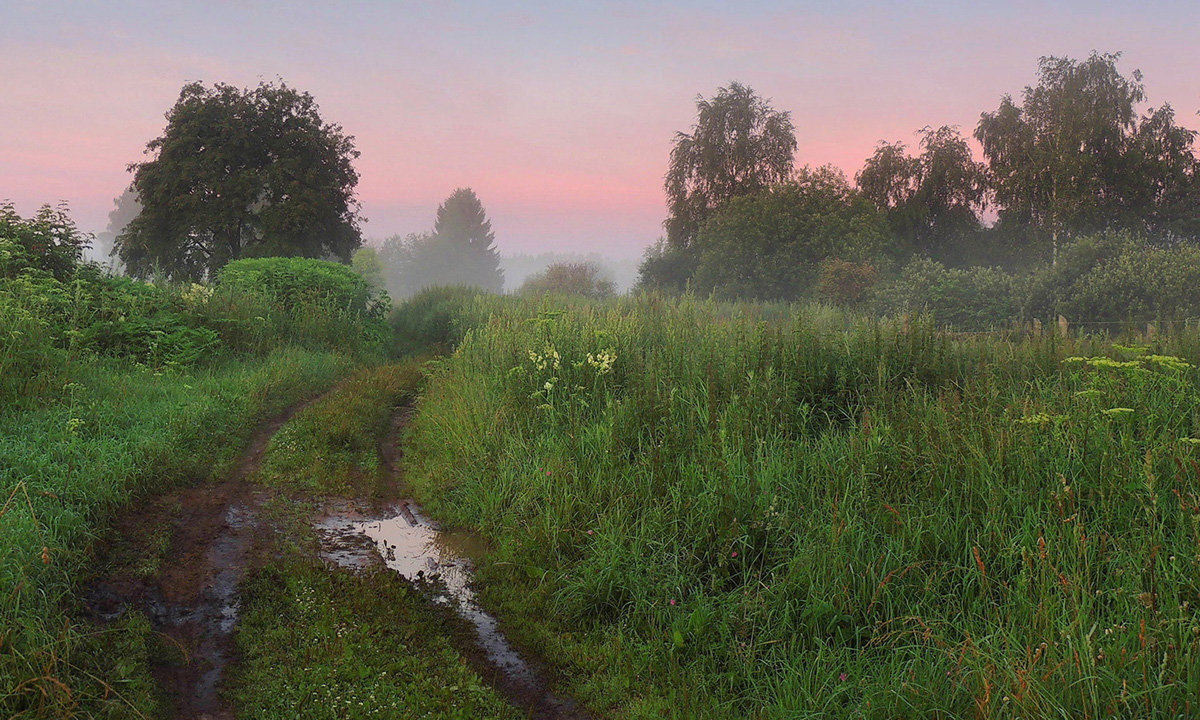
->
[669,599,676,606]
[839,673,848,682]
[731,551,738,558]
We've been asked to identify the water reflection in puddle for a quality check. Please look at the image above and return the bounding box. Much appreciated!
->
[315,500,538,690]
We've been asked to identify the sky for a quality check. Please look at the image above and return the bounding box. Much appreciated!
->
[3,0,1199,260]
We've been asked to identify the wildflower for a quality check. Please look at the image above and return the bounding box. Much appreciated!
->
[587,529,593,535]
[839,672,847,682]
[731,551,738,558]
[1102,407,1135,418]
[669,599,676,606]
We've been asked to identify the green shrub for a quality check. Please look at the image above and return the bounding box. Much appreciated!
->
[816,258,879,307]
[1027,233,1200,324]
[0,202,89,281]
[518,262,616,299]
[217,257,390,352]
[874,257,1024,329]
[388,286,488,355]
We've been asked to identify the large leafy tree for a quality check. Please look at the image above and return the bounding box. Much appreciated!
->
[975,52,1199,261]
[857,125,987,262]
[664,82,797,248]
[116,80,363,280]
[691,166,890,300]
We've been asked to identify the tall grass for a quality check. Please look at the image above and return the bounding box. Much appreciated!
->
[403,294,1200,718]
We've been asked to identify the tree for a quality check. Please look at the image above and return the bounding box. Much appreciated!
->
[856,126,986,263]
[664,82,797,248]
[690,166,890,300]
[375,189,504,297]
[92,186,139,268]
[428,188,504,292]
[115,80,362,280]
[973,52,1199,262]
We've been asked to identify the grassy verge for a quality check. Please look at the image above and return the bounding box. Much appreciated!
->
[400,294,1200,719]
[1,347,354,718]
[230,362,519,719]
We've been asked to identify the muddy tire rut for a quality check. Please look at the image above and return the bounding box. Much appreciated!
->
[87,397,319,720]
[88,392,592,720]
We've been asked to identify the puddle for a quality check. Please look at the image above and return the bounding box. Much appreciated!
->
[317,499,587,718]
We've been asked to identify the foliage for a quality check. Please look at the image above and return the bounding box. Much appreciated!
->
[874,257,1025,329]
[815,258,879,307]
[0,202,91,281]
[403,294,1200,718]
[518,261,616,299]
[350,247,385,292]
[663,82,796,249]
[690,167,891,300]
[116,80,362,280]
[856,126,987,262]
[1027,234,1200,324]
[387,286,490,356]
[634,239,699,294]
[976,52,1200,257]
[217,257,390,349]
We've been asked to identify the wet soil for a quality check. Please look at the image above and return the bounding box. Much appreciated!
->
[86,393,592,720]
[316,406,593,719]
[85,398,318,720]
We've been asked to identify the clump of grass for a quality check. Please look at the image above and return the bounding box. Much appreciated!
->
[403,293,1200,718]
[253,362,424,496]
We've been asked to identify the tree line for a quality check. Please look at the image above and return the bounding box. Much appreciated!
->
[641,52,1200,324]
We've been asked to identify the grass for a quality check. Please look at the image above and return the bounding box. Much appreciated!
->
[0,347,354,718]
[233,562,519,720]
[252,362,424,496]
[230,362,519,720]
[400,294,1200,718]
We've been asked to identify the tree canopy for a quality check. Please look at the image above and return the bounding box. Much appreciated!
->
[115,80,363,280]
[664,82,797,248]
[975,52,1199,260]
[690,167,890,300]
[857,125,987,262]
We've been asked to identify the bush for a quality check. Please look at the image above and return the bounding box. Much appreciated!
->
[1027,233,1200,324]
[816,258,879,307]
[518,262,616,299]
[874,257,1024,329]
[217,257,386,319]
[0,202,90,281]
[217,257,389,352]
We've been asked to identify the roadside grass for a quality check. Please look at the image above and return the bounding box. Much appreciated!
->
[252,361,424,496]
[0,348,353,719]
[232,361,519,720]
[401,294,1200,718]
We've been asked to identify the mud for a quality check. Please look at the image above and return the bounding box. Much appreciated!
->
[316,502,589,719]
[314,405,592,720]
[85,398,317,720]
[86,392,591,720]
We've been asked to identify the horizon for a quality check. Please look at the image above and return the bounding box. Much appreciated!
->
[4,0,1199,261]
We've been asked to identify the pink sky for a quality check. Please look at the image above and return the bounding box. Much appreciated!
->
[3,1,1198,260]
